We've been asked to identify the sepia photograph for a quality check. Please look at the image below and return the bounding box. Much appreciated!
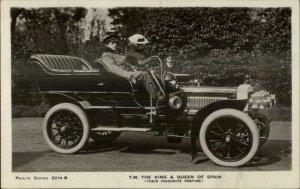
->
[1,0,299,188]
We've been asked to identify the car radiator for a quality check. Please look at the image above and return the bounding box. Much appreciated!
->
[186,96,228,109]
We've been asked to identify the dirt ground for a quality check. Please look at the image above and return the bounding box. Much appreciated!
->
[12,118,291,172]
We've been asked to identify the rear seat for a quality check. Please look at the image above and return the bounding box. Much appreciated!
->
[30,54,97,72]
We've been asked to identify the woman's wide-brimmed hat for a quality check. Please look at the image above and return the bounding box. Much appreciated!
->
[128,34,149,45]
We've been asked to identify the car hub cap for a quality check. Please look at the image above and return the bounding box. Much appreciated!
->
[206,117,253,162]
[47,110,84,149]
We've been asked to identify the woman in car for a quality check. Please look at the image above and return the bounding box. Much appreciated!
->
[100,34,164,107]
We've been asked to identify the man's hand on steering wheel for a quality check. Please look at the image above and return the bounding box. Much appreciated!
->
[129,75,137,84]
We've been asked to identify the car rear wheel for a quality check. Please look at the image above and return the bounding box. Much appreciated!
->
[199,109,259,167]
[43,103,90,154]
[91,131,121,143]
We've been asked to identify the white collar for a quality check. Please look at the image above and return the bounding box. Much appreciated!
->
[166,62,173,68]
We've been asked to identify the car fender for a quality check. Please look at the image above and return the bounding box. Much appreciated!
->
[248,110,271,123]
[190,99,248,138]
[42,92,118,126]
[42,92,88,109]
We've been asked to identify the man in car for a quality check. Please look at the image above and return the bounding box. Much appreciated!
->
[100,34,164,107]
[165,55,174,69]
[100,35,137,83]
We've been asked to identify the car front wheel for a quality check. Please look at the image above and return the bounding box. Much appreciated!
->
[43,103,90,154]
[199,109,259,167]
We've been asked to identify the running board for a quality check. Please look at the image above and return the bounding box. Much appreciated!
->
[166,134,191,139]
[91,126,151,132]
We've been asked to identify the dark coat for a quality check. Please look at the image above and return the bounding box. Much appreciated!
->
[124,49,146,66]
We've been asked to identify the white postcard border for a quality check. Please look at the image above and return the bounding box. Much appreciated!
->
[1,0,299,188]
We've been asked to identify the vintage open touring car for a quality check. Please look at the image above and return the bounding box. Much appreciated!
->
[14,54,271,167]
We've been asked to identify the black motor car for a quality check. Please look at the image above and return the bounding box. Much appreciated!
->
[14,54,270,167]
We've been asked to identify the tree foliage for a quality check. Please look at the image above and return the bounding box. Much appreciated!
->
[108,7,291,105]
[11,7,291,106]
[11,8,88,59]
[11,7,104,107]
[108,8,290,56]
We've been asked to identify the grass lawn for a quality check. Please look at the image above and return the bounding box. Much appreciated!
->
[260,107,291,122]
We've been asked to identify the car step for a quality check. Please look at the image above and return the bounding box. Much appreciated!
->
[91,126,151,132]
[166,134,191,139]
